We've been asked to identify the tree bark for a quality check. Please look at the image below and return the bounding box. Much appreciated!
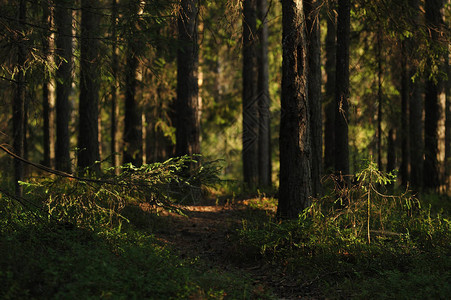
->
[42,3,51,168]
[111,0,119,172]
[242,0,258,187]
[176,0,200,158]
[123,1,143,167]
[54,0,73,173]
[257,0,271,187]
[423,0,443,190]
[78,0,101,173]
[334,0,350,178]
[304,0,322,197]
[324,6,336,173]
[13,0,26,196]
[277,0,311,219]
[445,53,450,190]
[400,40,409,187]
[377,27,383,171]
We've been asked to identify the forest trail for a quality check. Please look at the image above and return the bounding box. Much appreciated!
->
[137,199,315,299]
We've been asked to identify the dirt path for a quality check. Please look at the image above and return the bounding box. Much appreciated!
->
[140,199,314,299]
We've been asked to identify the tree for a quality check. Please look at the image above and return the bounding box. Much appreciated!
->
[277,0,311,219]
[400,40,409,187]
[334,0,350,179]
[78,0,101,173]
[242,0,258,187]
[176,0,200,157]
[324,4,336,173]
[304,0,322,197]
[41,2,52,168]
[54,0,73,173]
[110,0,119,171]
[123,0,143,167]
[423,0,443,190]
[257,0,271,187]
[13,0,27,196]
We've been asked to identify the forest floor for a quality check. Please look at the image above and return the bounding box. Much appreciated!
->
[136,197,313,299]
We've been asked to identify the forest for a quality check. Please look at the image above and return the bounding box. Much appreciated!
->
[0,0,450,298]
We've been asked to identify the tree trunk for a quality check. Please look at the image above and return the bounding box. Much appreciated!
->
[242,0,258,187]
[42,3,51,168]
[277,0,312,219]
[304,0,322,197]
[324,6,336,173]
[13,0,26,196]
[334,0,350,178]
[176,0,200,158]
[377,27,383,171]
[423,0,443,190]
[123,2,143,167]
[400,40,409,187]
[445,53,450,190]
[257,0,271,187]
[78,0,101,173]
[54,0,73,173]
[111,0,119,172]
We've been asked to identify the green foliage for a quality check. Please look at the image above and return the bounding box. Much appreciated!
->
[233,161,451,298]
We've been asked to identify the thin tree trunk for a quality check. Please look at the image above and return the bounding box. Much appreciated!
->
[242,0,258,187]
[54,0,73,173]
[305,0,322,197]
[445,53,450,190]
[324,6,336,173]
[423,0,443,190]
[123,1,143,166]
[111,0,119,172]
[400,40,409,187]
[334,0,350,178]
[277,0,311,219]
[377,27,383,171]
[42,3,51,168]
[257,0,271,187]
[13,0,26,196]
[78,0,101,173]
[176,0,200,158]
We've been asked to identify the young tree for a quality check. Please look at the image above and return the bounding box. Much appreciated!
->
[257,0,271,187]
[277,0,312,219]
[123,0,143,167]
[334,0,350,179]
[304,0,322,197]
[176,0,200,157]
[54,0,73,173]
[242,0,258,187]
[78,0,101,173]
[423,0,443,190]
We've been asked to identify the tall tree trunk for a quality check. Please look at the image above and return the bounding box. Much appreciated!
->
[377,27,383,171]
[111,0,119,172]
[423,0,443,190]
[445,53,450,190]
[176,0,200,158]
[257,0,271,187]
[242,0,258,187]
[277,0,311,219]
[324,6,336,173]
[304,0,322,197]
[400,40,410,187]
[78,0,101,173]
[409,0,423,191]
[13,0,26,196]
[123,1,143,167]
[334,0,350,178]
[54,0,73,173]
[42,3,51,168]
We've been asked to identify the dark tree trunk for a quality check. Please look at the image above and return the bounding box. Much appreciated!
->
[334,0,350,178]
[400,40,409,187]
[324,6,336,173]
[123,1,143,167]
[445,54,450,189]
[304,0,322,197]
[387,128,396,173]
[13,0,26,196]
[111,0,119,172]
[409,0,423,191]
[277,0,312,219]
[377,28,383,171]
[242,0,258,187]
[423,0,443,190]
[78,0,101,173]
[54,0,73,173]
[176,0,200,158]
[42,3,51,168]
[257,0,271,187]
